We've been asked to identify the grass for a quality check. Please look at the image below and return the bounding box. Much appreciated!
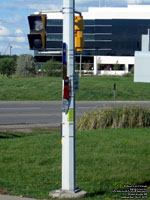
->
[0,76,150,100]
[0,128,150,199]
[0,77,62,101]
[78,76,150,101]
[77,106,150,130]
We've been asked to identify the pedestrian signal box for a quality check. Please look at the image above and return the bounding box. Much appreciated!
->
[27,14,46,50]
[74,15,84,52]
[63,77,70,100]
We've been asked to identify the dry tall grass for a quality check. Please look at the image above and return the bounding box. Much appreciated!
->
[76,106,150,131]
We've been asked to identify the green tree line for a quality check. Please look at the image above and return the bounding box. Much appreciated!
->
[0,55,62,77]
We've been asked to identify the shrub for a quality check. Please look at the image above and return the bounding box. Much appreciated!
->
[83,63,91,70]
[76,106,150,131]
[0,58,16,77]
[16,54,37,77]
[41,59,61,77]
[130,66,134,73]
[123,73,133,77]
[113,61,120,70]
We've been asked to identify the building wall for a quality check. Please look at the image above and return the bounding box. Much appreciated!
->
[94,55,134,75]
[41,18,150,57]
[35,5,150,72]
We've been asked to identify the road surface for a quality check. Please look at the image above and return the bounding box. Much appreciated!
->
[0,101,150,131]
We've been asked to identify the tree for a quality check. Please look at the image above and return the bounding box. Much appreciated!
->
[0,58,16,77]
[113,61,120,70]
[41,58,62,77]
[16,54,37,77]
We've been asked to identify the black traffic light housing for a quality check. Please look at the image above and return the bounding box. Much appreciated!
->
[27,14,46,50]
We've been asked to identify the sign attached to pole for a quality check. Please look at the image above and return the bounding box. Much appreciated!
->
[62,43,67,79]
[63,43,67,66]
[68,109,74,122]
[74,73,79,92]
[62,99,69,113]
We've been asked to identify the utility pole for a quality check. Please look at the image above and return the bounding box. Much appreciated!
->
[62,0,75,192]
[49,0,86,198]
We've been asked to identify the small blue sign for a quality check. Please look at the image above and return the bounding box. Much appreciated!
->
[63,43,67,66]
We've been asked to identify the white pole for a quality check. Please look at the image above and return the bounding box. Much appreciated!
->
[50,1,86,197]
[148,29,150,51]
[94,56,98,75]
[62,0,75,191]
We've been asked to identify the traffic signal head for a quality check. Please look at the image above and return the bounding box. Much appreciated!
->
[75,31,84,52]
[28,33,46,50]
[75,16,84,32]
[27,14,46,50]
[74,15,84,52]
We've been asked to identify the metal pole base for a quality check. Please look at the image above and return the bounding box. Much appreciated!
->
[49,188,86,199]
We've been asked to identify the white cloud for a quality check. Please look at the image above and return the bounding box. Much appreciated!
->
[127,0,150,3]
[9,0,62,11]
[4,15,22,24]
[2,0,150,12]
[128,0,142,4]
[0,36,26,43]
[27,3,61,11]
[0,25,10,36]
[8,36,26,42]
[15,29,23,34]
[16,37,26,42]
[12,45,22,49]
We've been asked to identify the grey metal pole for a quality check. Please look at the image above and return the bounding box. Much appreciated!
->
[79,53,82,77]
[62,0,75,191]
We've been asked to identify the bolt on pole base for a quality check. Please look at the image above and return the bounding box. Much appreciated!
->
[49,189,86,199]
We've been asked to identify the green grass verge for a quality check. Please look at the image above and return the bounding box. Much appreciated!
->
[0,76,150,100]
[0,128,150,199]
[0,77,62,101]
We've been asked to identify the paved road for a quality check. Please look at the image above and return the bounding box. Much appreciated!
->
[0,101,150,130]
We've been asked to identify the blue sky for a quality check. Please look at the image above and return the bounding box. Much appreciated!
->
[0,0,150,55]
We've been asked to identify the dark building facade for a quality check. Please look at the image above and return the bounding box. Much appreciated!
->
[34,6,150,67]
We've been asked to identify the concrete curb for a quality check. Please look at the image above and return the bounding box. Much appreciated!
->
[0,194,39,200]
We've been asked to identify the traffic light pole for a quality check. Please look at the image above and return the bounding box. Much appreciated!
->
[62,0,75,192]
[50,0,86,198]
